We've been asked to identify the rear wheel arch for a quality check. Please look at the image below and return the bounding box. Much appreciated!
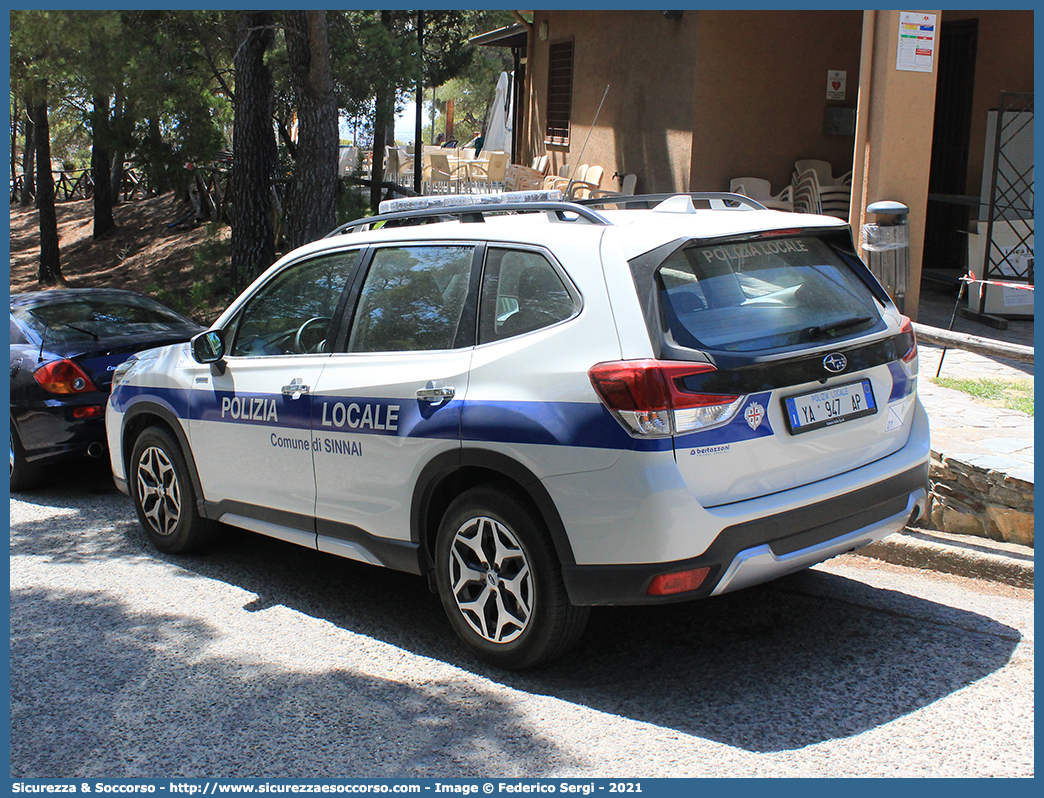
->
[411,449,577,581]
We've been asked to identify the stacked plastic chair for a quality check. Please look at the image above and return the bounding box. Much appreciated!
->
[729,177,794,211]
[791,160,852,218]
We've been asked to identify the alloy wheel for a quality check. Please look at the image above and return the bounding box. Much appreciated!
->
[447,515,533,644]
[135,446,183,537]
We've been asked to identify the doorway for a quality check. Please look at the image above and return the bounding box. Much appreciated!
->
[923,18,978,284]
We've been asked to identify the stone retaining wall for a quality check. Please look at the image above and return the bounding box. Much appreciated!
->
[927,453,1034,547]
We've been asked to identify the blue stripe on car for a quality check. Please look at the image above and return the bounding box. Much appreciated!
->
[113,385,784,453]
[888,362,915,402]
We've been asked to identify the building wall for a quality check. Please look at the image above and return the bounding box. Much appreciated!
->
[524,10,863,195]
[690,10,864,194]
[525,10,700,193]
[519,9,1031,319]
[851,10,943,319]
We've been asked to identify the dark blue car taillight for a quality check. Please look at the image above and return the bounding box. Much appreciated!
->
[33,359,99,394]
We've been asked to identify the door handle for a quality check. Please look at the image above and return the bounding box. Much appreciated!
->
[416,383,455,406]
[282,378,310,398]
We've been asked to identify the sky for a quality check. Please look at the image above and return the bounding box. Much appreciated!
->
[339,101,424,146]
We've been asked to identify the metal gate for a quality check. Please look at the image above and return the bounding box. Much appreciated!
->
[976,91,1034,315]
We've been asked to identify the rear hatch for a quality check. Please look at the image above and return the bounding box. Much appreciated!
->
[593,228,919,507]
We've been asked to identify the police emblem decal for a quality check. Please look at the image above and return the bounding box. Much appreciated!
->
[745,402,765,431]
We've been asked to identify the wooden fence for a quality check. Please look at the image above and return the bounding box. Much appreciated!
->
[12,166,412,237]
[912,322,1034,364]
[11,167,157,204]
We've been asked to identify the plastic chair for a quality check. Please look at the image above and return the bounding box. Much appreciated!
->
[794,159,852,186]
[468,151,509,193]
[791,171,821,214]
[791,168,849,218]
[384,146,406,181]
[566,165,604,199]
[590,173,638,198]
[338,146,359,177]
[504,163,546,191]
[544,164,588,192]
[424,152,467,194]
[793,161,850,211]
[729,177,794,211]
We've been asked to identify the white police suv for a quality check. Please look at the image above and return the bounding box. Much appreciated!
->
[107,191,929,669]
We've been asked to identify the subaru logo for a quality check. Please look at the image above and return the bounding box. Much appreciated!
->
[823,353,848,373]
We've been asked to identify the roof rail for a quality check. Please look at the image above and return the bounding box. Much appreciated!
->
[576,192,768,211]
[326,190,612,237]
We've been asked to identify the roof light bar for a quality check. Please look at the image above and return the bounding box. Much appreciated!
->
[380,190,563,215]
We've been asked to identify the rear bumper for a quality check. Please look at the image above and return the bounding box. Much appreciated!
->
[13,405,109,466]
[561,461,929,605]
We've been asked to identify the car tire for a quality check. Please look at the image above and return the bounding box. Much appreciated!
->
[129,426,215,554]
[435,484,589,670]
[10,423,41,492]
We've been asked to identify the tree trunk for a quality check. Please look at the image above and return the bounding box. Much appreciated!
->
[10,94,17,192]
[33,87,64,286]
[20,93,36,207]
[283,10,338,248]
[111,150,125,204]
[144,116,163,195]
[370,87,394,212]
[369,11,394,213]
[91,93,116,239]
[110,90,128,205]
[230,10,278,294]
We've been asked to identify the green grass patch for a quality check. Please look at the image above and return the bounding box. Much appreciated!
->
[930,376,1034,416]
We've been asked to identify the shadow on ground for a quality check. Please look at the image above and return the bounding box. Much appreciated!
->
[11,464,1021,774]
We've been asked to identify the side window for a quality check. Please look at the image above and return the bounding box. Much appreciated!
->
[347,246,474,353]
[479,248,577,343]
[229,253,357,357]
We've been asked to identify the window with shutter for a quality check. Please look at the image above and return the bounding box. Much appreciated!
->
[545,40,574,146]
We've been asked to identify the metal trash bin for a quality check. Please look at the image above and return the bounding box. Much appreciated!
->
[862,201,910,313]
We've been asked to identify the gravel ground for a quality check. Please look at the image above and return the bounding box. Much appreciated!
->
[9,464,1035,778]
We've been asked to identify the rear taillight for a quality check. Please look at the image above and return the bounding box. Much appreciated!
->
[33,359,99,395]
[589,359,746,438]
[898,315,918,376]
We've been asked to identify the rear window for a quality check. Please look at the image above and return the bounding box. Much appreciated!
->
[12,294,197,344]
[657,236,883,352]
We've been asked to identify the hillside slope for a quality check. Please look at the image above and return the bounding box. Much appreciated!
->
[10,194,231,324]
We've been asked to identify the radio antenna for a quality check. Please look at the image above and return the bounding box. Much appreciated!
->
[565,84,610,199]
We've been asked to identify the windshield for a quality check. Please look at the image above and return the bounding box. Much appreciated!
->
[13,294,196,344]
[657,236,883,352]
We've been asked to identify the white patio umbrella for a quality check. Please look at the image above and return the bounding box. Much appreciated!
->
[482,71,513,154]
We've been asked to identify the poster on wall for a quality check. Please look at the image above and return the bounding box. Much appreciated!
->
[826,70,846,100]
[896,12,936,72]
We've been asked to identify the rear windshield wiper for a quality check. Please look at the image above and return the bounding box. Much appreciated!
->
[803,315,874,341]
[56,321,100,340]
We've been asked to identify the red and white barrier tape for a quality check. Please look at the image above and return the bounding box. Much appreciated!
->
[961,271,1034,291]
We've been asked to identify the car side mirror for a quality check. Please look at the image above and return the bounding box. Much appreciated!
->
[191,330,225,364]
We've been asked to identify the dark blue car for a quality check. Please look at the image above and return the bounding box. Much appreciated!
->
[10,288,204,490]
